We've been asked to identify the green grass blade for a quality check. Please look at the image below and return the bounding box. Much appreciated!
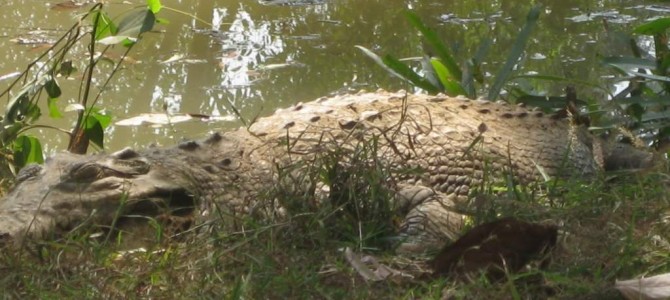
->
[602,56,656,70]
[421,56,444,90]
[634,18,670,35]
[356,45,405,79]
[356,45,440,93]
[488,5,541,100]
[405,11,462,81]
[430,58,467,96]
[383,55,441,93]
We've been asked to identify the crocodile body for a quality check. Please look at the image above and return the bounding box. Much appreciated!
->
[0,90,652,252]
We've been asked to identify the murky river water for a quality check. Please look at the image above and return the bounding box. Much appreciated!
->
[0,0,665,153]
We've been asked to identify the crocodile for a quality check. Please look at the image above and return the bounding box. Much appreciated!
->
[0,90,654,253]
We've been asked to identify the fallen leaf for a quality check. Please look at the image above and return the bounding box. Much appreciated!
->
[431,217,558,281]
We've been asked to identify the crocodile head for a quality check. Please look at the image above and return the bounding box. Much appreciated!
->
[0,147,197,243]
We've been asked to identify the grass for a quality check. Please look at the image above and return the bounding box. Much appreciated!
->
[0,145,669,299]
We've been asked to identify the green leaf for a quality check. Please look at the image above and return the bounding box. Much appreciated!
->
[98,35,134,45]
[462,38,492,98]
[85,115,105,149]
[602,56,657,70]
[94,11,117,40]
[420,56,443,90]
[43,77,61,123]
[99,9,155,45]
[13,135,44,168]
[147,0,162,13]
[633,18,670,35]
[117,9,155,37]
[90,109,112,128]
[44,78,61,99]
[430,58,467,96]
[357,45,439,93]
[356,45,405,78]
[24,103,41,122]
[488,5,541,100]
[405,11,462,81]
[382,55,441,93]
[47,98,63,118]
[81,108,111,149]
[628,70,670,82]
[472,38,492,83]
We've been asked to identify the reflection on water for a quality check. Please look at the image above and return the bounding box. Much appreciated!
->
[0,0,664,153]
[213,8,286,97]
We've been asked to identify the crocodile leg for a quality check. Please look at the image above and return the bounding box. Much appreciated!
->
[394,184,464,255]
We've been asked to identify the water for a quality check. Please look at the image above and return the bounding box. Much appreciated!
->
[0,0,663,153]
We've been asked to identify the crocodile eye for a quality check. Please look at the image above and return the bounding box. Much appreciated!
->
[69,164,104,182]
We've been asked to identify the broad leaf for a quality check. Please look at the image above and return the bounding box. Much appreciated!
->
[47,98,63,118]
[98,35,135,45]
[147,0,162,13]
[44,78,61,99]
[94,11,117,40]
[117,9,155,37]
[99,9,155,45]
[13,135,44,168]
[90,109,112,128]
[85,115,105,149]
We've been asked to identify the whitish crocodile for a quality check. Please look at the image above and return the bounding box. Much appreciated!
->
[0,90,653,253]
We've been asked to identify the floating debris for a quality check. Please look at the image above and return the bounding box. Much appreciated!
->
[431,218,558,281]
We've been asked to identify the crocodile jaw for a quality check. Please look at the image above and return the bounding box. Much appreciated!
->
[0,152,196,242]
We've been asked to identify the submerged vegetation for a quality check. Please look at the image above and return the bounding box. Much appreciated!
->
[0,1,669,299]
